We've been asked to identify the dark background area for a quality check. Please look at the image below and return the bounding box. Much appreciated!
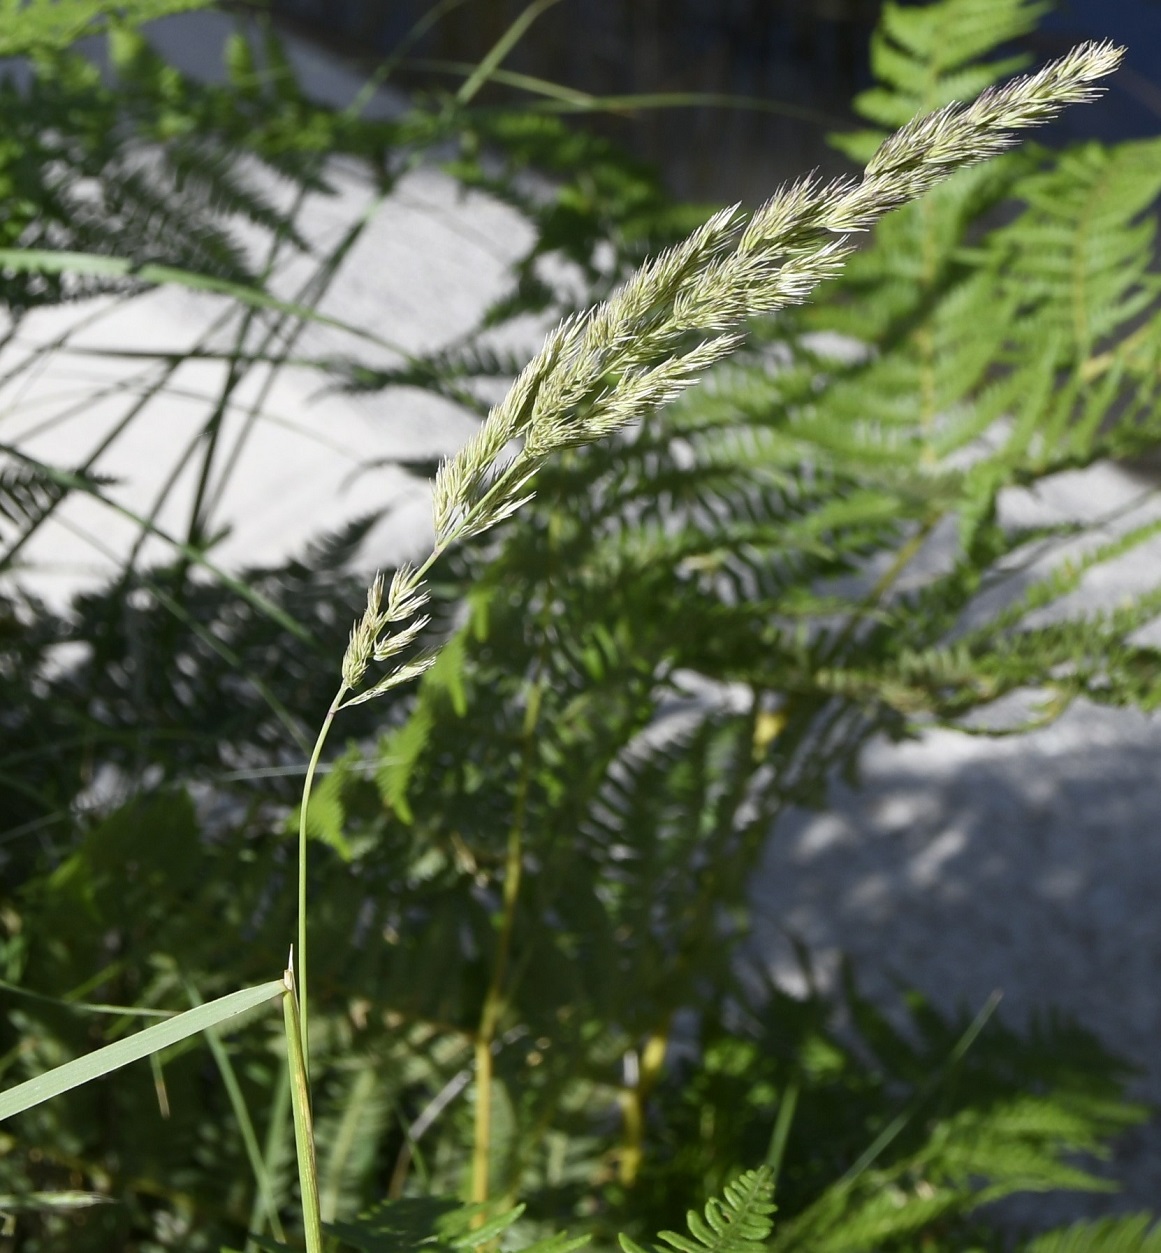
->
[266,0,1161,201]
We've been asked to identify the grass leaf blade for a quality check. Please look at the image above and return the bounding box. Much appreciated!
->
[0,249,402,353]
[0,980,284,1121]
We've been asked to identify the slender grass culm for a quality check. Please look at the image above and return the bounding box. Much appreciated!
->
[0,37,1124,1253]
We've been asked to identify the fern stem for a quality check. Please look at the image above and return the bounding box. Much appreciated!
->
[820,513,939,671]
[618,1022,671,1186]
[1081,315,1158,381]
[471,676,545,1204]
[836,990,1002,1188]
[298,684,347,1078]
[470,1036,495,1206]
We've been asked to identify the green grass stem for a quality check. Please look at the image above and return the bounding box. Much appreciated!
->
[282,962,324,1253]
[297,686,346,1078]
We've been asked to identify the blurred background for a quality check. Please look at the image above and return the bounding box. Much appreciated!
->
[267,0,1161,199]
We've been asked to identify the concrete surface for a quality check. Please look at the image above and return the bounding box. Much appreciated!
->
[754,699,1161,1218]
[1,9,539,607]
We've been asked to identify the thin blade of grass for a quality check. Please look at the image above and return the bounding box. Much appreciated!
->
[412,62,846,126]
[0,443,316,647]
[765,1079,799,1189]
[0,977,175,1020]
[528,89,844,126]
[455,0,564,105]
[0,250,404,353]
[245,1062,293,1253]
[0,298,243,572]
[186,980,288,1245]
[148,1050,171,1118]
[0,980,285,1121]
[836,991,1003,1187]
[355,0,474,98]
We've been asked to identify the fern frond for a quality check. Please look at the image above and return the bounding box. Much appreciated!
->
[621,1168,776,1253]
[835,0,1048,159]
[0,465,69,546]
[988,137,1161,358]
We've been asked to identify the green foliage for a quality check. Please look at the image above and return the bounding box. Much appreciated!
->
[1,0,1160,1250]
[0,977,285,1122]
[1026,1216,1161,1253]
[0,0,210,56]
[630,970,1143,1240]
[329,1194,588,1253]
[0,9,402,310]
[835,0,1048,150]
[618,1168,776,1253]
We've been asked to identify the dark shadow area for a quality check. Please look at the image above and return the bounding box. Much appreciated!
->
[754,698,1161,1215]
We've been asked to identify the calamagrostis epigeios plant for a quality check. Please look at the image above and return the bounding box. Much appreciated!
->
[294,35,1123,1083]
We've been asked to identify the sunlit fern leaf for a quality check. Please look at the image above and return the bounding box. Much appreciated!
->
[940,1099,1129,1199]
[0,46,283,304]
[519,1236,592,1253]
[988,138,1161,358]
[774,1185,961,1253]
[0,0,210,55]
[833,0,1046,158]
[0,8,382,313]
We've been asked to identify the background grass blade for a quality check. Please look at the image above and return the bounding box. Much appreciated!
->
[0,979,285,1121]
[0,443,317,647]
[454,0,564,104]
[185,978,289,1246]
[0,249,402,353]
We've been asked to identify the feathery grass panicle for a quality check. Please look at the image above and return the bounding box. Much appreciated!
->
[339,566,435,707]
[338,39,1123,708]
[340,572,386,692]
[385,562,431,621]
